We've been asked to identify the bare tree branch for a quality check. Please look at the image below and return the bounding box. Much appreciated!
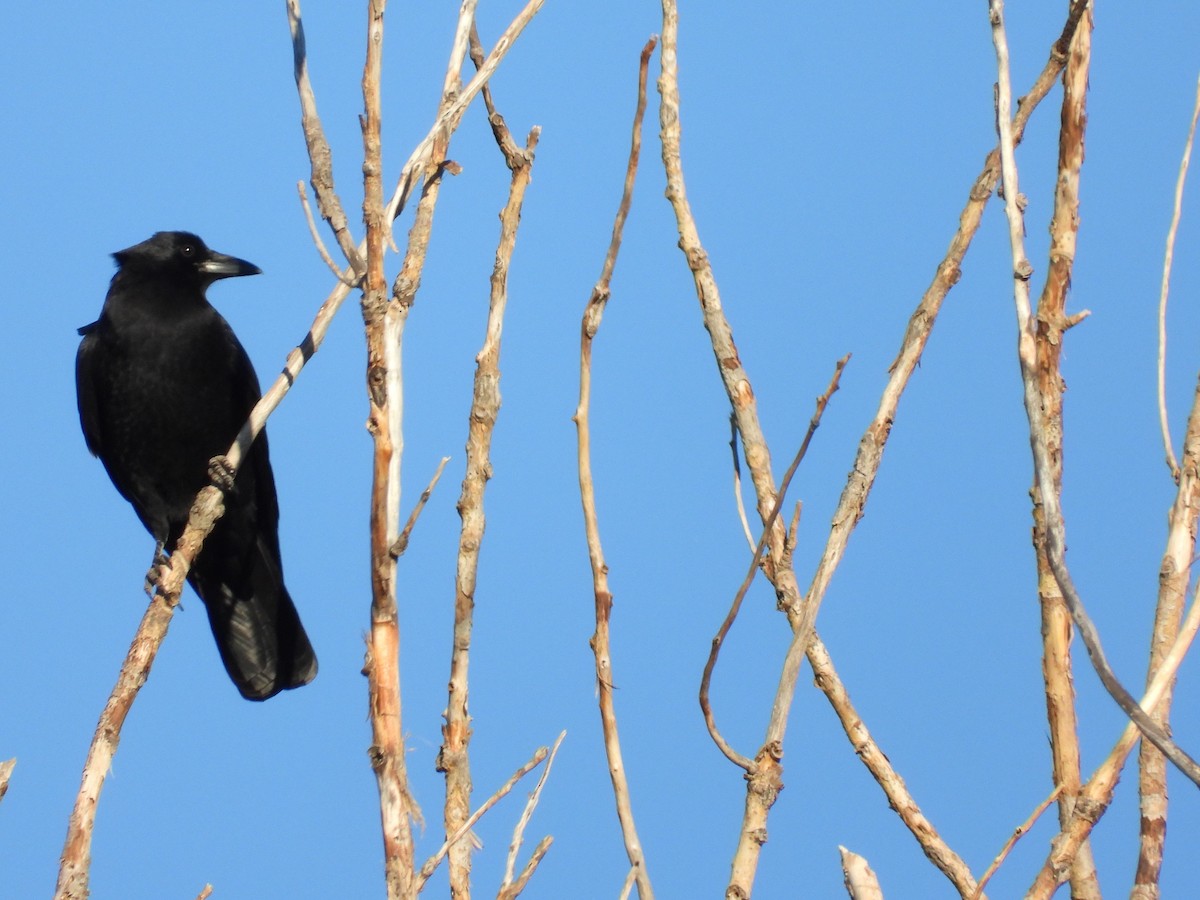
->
[355,5,421,899]
[809,637,982,897]
[657,3,806,889]
[971,785,1063,900]
[662,1,1089,892]
[1022,6,1099,896]
[1156,73,1200,479]
[56,466,234,899]
[389,456,450,559]
[573,36,658,900]
[297,180,360,286]
[439,120,539,896]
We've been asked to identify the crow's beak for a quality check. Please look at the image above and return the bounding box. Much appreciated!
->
[199,251,262,280]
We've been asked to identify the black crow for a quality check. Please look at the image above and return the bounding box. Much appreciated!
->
[76,231,316,700]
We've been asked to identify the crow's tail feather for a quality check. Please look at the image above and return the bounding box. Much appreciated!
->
[190,540,317,701]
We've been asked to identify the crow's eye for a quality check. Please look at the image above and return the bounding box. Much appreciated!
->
[180,244,195,258]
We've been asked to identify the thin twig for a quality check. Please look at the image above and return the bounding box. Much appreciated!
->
[468,25,523,162]
[990,0,1200,788]
[195,885,214,900]
[572,36,658,900]
[415,740,552,890]
[390,456,450,559]
[501,731,566,892]
[699,357,848,773]
[296,181,359,286]
[1157,73,1200,478]
[439,121,539,895]
[971,785,1063,900]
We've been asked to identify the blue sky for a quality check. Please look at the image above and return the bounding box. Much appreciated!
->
[3,2,1200,898]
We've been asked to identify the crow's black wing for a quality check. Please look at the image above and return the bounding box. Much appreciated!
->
[75,322,104,459]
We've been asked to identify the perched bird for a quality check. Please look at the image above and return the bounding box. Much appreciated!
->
[76,231,316,700]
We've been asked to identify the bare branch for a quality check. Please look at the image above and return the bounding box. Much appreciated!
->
[56,469,235,900]
[195,885,214,900]
[296,180,360,286]
[356,5,420,899]
[390,456,450,559]
[1157,73,1200,478]
[572,37,658,900]
[667,2,1085,891]
[440,122,539,896]
[1024,6,1099,895]
[809,637,982,897]
[971,785,1063,900]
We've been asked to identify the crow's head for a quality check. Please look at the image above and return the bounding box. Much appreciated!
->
[113,231,261,288]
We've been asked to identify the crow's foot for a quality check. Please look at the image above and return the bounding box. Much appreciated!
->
[143,542,168,597]
[208,455,236,492]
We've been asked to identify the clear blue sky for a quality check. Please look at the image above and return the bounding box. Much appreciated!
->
[3,2,1199,897]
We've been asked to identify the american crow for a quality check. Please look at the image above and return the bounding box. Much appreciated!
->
[76,231,316,700]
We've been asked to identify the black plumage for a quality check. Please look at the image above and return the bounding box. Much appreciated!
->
[76,231,316,700]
